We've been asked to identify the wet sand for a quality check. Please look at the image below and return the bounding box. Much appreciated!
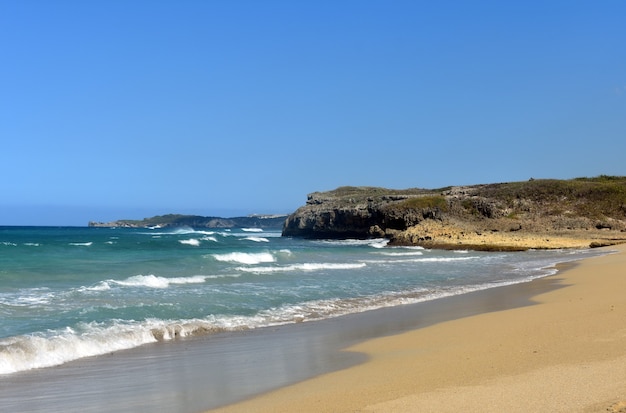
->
[209,245,626,413]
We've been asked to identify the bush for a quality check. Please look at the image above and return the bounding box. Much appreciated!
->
[392,196,448,211]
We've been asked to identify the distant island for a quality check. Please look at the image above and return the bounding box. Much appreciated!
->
[282,176,626,251]
[88,214,287,229]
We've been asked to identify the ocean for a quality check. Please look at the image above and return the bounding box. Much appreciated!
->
[0,225,610,411]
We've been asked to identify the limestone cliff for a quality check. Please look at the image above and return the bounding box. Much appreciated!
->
[282,177,626,250]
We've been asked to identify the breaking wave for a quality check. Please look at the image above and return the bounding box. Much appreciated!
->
[0,318,240,375]
[179,238,201,246]
[375,251,424,256]
[318,238,389,248]
[211,252,276,265]
[0,275,545,376]
[80,275,221,291]
[237,262,367,273]
[242,236,270,243]
[111,274,210,288]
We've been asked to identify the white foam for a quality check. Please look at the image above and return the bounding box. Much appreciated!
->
[0,289,56,307]
[80,274,238,292]
[251,271,563,325]
[0,325,149,375]
[179,238,201,246]
[242,236,270,243]
[242,228,263,232]
[0,258,566,376]
[0,242,17,247]
[211,252,276,265]
[255,231,282,238]
[169,227,197,235]
[69,242,93,246]
[369,239,389,248]
[375,251,424,256]
[318,238,388,247]
[189,230,216,236]
[143,227,216,236]
[363,256,478,264]
[111,274,210,289]
[0,318,230,375]
[237,262,367,273]
[414,256,477,262]
[80,282,112,292]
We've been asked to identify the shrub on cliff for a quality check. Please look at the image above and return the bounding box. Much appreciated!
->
[473,177,626,220]
[388,196,448,212]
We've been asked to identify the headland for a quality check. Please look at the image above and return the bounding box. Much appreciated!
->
[282,176,626,250]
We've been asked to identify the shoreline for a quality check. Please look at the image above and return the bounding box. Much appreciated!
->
[1,247,620,412]
[0,274,560,413]
[208,244,626,413]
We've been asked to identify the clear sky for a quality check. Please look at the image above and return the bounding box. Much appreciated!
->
[1,1,625,226]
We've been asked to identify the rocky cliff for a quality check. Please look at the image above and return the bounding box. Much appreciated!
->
[282,177,626,250]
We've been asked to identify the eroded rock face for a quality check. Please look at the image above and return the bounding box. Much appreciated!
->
[282,187,445,239]
[283,188,449,239]
[282,204,383,239]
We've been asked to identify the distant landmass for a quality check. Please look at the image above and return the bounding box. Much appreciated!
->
[282,176,626,250]
[88,214,287,229]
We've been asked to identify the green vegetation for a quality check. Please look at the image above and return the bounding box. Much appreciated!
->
[386,195,448,212]
[318,177,626,220]
[573,175,625,183]
[474,176,626,219]
[324,186,433,200]
[461,199,478,215]
[116,214,204,226]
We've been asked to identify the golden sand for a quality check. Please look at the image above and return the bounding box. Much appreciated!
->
[209,245,626,413]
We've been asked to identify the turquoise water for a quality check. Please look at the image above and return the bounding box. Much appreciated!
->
[0,226,608,375]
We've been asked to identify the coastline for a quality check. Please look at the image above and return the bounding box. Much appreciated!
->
[208,244,626,413]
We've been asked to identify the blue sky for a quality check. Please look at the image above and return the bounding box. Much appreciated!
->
[1,1,625,226]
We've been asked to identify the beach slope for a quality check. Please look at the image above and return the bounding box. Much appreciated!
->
[209,245,626,413]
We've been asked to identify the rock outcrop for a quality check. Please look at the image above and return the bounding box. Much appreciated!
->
[282,177,626,250]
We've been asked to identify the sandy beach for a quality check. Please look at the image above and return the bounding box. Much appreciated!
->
[209,244,626,413]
